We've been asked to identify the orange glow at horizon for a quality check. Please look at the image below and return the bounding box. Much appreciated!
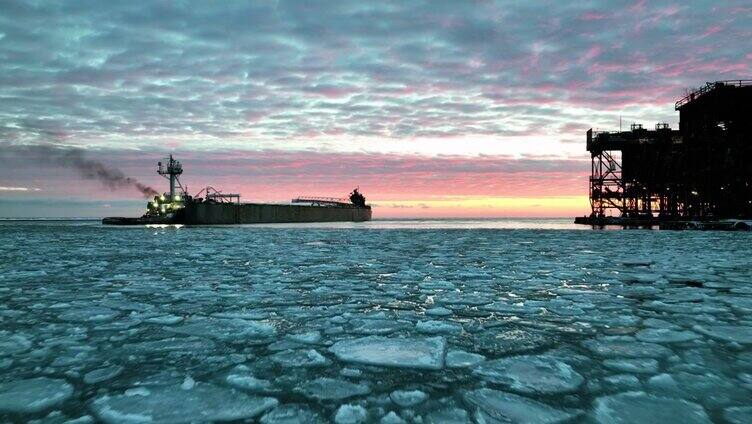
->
[371,195,590,218]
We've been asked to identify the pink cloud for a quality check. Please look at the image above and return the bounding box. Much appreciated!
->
[1,147,590,217]
[701,25,723,37]
[580,45,603,64]
[581,12,608,21]
[630,0,647,13]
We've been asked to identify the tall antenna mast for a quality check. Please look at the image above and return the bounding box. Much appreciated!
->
[157,154,183,201]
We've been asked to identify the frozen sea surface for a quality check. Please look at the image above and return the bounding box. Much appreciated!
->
[0,220,751,423]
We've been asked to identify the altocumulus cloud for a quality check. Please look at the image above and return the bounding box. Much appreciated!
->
[0,0,749,216]
[0,0,749,148]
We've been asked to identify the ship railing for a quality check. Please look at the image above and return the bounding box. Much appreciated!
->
[675,80,752,110]
[292,196,351,206]
[206,193,240,204]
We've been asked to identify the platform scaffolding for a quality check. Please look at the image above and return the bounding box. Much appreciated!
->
[588,135,624,218]
[578,80,752,226]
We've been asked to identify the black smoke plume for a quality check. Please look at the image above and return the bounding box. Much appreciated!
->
[12,144,159,198]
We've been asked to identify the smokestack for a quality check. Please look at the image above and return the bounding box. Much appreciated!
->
[9,144,159,198]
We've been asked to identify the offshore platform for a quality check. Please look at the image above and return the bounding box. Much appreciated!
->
[103,155,371,225]
[575,80,752,229]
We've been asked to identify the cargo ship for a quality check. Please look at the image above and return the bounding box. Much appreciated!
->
[102,155,372,225]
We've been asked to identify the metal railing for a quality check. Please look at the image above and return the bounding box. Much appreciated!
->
[675,80,752,110]
[292,196,351,206]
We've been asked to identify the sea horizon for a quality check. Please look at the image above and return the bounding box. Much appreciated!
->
[1,217,596,231]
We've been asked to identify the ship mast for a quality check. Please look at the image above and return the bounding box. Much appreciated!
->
[157,154,184,201]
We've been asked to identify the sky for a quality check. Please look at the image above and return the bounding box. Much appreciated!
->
[1,0,750,218]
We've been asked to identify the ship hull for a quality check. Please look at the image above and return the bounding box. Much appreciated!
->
[102,216,176,225]
[182,203,371,225]
[104,203,372,225]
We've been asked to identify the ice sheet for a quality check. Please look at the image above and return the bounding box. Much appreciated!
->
[1,222,751,421]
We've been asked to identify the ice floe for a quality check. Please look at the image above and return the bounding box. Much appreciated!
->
[119,337,216,356]
[602,374,641,391]
[144,315,183,325]
[0,377,73,413]
[603,358,659,374]
[286,331,322,344]
[390,389,428,407]
[693,325,752,344]
[635,328,700,343]
[166,317,275,342]
[649,370,751,409]
[724,406,752,424]
[350,318,412,335]
[334,404,368,424]
[416,320,462,335]
[425,307,452,317]
[259,404,325,423]
[329,336,446,370]
[446,350,486,368]
[91,383,277,423]
[593,391,711,424]
[473,354,584,395]
[225,365,275,392]
[380,411,407,424]
[424,407,470,423]
[296,378,370,400]
[270,349,329,367]
[58,305,119,323]
[465,388,581,423]
[646,373,680,393]
[83,365,124,384]
[582,336,672,358]
[474,328,552,355]
[0,333,31,355]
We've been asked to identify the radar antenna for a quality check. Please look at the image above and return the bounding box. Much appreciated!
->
[157,154,185,201]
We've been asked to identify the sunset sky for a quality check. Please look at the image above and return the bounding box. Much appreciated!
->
[1,1,750,218]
